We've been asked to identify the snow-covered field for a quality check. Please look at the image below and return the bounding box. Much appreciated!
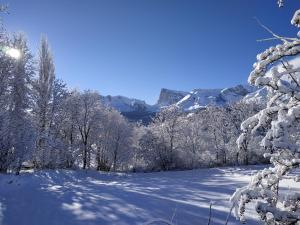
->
[0,165,298,225]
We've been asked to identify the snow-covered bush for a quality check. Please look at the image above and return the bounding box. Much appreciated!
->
[231,5,300,224]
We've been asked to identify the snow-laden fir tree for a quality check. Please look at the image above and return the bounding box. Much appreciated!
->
[231,5,300,224]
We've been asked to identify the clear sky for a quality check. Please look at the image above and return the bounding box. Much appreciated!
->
[2,0,300,104]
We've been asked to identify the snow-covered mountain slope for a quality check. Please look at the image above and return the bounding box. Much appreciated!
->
[157,88,189,107]
[101,95,157,113]
[175,85,261,111]
[220,84,257,103]
[242,87,268,104]
[100,85,267,122]
[176,88,223,111]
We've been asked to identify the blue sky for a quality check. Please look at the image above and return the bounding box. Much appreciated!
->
[2,0,300,104]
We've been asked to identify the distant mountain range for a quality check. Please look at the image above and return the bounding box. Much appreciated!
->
[101,84,267,123]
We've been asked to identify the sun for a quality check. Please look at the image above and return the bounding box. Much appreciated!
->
[6,48,21,59]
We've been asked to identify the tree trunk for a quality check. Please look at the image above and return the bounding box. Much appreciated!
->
[82,144,87,169]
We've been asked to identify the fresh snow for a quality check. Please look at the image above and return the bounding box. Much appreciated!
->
[1,165,298,225]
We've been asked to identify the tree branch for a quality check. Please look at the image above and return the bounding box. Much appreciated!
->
[254,17,299,42]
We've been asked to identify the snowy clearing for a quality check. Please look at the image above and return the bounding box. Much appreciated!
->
[0,165,298,225]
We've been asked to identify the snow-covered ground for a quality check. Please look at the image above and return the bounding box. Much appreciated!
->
[0,165,298,225]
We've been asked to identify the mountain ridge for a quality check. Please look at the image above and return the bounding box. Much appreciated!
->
[101,84,266,122]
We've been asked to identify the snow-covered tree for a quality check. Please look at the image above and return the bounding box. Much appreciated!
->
[7,33,35,174]
[130,121,147,171]
[227,101,263,165]
[176,110,213,168]
[73,90,103,169]
[142,106,183,170]
[0,34,14,172]
[205,106,233,165]
[58,90,80,168]
[107,110,133,171]
[231,6,300,224]
[33,36,55,168]
[138,126,167,170]
[93,108,133,171]
[46,79,70,168]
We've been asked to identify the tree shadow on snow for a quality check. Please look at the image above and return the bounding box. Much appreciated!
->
[1,168,263,225]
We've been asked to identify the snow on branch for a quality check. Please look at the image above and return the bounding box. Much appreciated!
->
[232,4,300,224]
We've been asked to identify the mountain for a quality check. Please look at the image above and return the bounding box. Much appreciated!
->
[220,84,257,103]
[101,95,157,123]
[157,88,189,107]
[101,84,266,123]
[175,84,260,111]
[176,88,222,111]
[242,87,268,104]
[101,95,157,113]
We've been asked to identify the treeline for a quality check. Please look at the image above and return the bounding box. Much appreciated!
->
[0,32,132,173]
[0,32,266,174]
[135,102,265,171]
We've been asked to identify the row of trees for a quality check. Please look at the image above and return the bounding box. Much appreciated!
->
[0,31,266,174]
[0,32,135,173]
[136,102,265,171]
